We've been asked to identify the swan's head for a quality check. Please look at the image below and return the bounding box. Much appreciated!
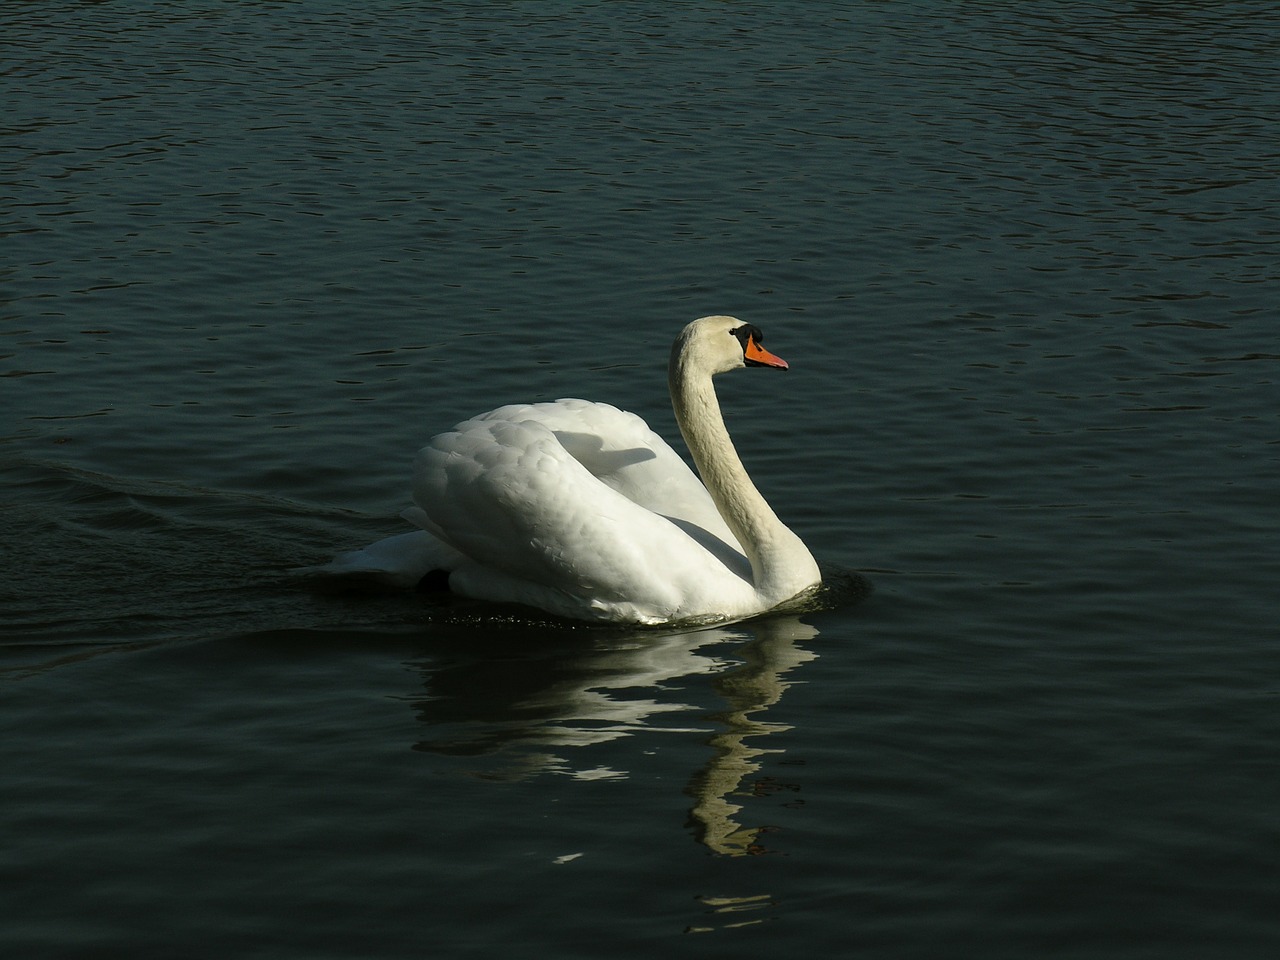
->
[673,315,790,377]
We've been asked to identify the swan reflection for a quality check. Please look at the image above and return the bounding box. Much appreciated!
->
[685,617,817,855]
[406,615,818,855]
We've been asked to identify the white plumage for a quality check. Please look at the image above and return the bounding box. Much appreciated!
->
[319,316,821,624]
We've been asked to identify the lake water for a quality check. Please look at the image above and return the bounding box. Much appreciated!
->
[3,2,1278,957]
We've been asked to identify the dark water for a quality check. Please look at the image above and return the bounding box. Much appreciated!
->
[4,3,1278,957]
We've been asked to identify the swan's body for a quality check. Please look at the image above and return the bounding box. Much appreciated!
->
[321,316,821,624]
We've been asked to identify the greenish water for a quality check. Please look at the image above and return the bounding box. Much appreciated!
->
[3,3,1277,958]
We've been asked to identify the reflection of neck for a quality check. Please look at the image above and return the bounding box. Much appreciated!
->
[669,354,819,603]
[685,619,819,856]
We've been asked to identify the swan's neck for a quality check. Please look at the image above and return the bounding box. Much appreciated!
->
[669,356,820,605]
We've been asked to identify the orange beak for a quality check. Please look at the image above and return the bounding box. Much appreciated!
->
[744,334,789,369]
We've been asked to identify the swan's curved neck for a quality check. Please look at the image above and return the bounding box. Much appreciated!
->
[668,351,819,604]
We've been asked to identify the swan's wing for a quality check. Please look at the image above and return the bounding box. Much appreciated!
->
[409,404,753,621]
[472,400,739,547]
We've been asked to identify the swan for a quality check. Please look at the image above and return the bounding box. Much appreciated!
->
[320,315,822,624]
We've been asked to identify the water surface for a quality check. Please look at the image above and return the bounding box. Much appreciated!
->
[3,3,1278,958]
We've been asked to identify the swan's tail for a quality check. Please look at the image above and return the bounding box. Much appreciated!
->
[299,529,462,589]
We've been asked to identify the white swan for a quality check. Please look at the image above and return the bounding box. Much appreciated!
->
[321,315,821,624]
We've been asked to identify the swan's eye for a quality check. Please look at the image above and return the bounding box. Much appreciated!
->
[730,324,764,353]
